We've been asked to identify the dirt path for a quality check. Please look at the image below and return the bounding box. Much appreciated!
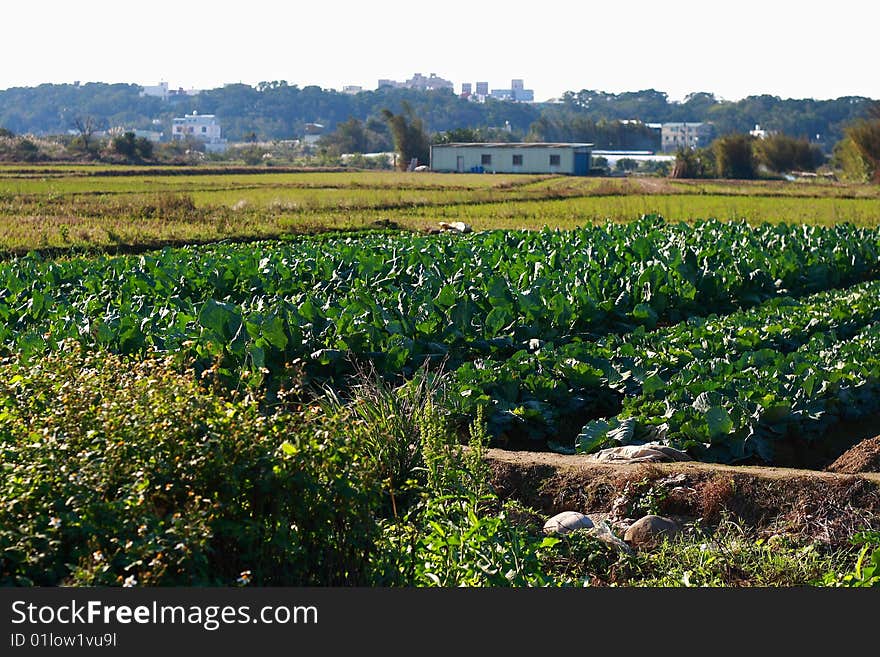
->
[486,448,880,483]
[485,448,880,545]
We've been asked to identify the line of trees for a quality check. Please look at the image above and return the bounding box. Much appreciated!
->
[2,82,878,181]
[0,82,874,151]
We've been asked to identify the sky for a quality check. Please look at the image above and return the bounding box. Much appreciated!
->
[2,0,877,102]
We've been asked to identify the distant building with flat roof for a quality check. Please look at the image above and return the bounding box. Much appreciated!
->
[140,81,169,101]
[377,73,453,91]
[660,122,714,152]
[431,142,593,175]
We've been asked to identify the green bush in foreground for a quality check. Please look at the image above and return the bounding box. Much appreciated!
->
[0,346,567,587]
[0,345,382,586]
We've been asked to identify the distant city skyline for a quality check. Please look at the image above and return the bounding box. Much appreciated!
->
[2,0,878,103]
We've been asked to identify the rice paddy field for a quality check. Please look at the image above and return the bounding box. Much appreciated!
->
[2,165,880,254]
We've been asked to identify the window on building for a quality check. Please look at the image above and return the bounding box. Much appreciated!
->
[481,154,492,166]
[549,154,561,166]
[512,154,523,166]
[201,126,207,133]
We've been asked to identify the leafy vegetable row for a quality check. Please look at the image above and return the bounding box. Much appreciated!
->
[576,319,880,464]
[450,279,880,446]
[2,217,878,389]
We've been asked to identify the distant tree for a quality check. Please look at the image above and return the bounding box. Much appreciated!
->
[154,137,204,163]
[0,127,14,138]
[681,92,719,116]
[134,136,154,160]
[713,134,756,179]
[381,102,430,170]
[243,131,258,143]
[111,131,137,159]
[362,117,393,152]
[111,131,154,162]
[319,117,368,155]
[257,80,288,92]
[754,133,824,173]
[615,157,639,172]
[842,114,880,182]
[3,81,876,150]
[71,116,98,155]
[238,145,268,165]
[671,147,715,178]
[13,138,40,162]
[641,159,672,177]
[527,113,660,150]
[433,127,482,144]
[433,126,518,144]
[671,149,694,178]
[832,138,872,182]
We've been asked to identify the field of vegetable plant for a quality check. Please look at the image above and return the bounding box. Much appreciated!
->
[3,214,880,465]
[1,168,878,588]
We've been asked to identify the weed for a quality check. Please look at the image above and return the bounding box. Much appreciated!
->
[818,531,880,587]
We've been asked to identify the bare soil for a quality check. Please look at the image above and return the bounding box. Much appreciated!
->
[485,443,880,547]
[827,436,880,474]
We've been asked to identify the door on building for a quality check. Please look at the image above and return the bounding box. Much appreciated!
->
[456,156,464,173]
[574,152,589,176]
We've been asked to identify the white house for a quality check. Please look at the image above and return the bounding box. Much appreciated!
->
[749,124,777,140]
[430,142,593,175]
[171,111,227,152]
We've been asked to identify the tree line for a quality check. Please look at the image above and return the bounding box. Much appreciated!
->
[2,82,878,180]
[0,82,874,151]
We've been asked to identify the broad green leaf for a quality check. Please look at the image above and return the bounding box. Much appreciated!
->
[642,373,666,395]
[198,299,239,338]
[706,406,733,440]
[576,420,610,453]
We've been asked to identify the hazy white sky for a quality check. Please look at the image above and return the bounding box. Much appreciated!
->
[2,0,877,101]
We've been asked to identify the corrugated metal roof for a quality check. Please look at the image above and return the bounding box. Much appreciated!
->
[434,142,593,148]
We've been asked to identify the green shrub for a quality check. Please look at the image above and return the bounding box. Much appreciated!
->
[0,345,382,586]
[319,363,444,515]
[625,519,844,587]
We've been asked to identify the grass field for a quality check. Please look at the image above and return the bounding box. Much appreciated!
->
[2,167,880,254]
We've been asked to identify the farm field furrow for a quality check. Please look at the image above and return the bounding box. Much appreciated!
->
[2,171,880,256]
